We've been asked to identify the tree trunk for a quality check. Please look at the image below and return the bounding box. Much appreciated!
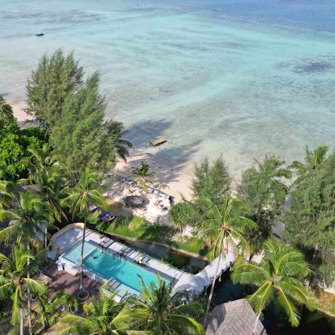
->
[20,308,24,335]
[19,284,25,335]
[26,242,33,335]
[252,313,261,335]
[203,252,222,328]
[44,225,48,249]
[79,217,87,291]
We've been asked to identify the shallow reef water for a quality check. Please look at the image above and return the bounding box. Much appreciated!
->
[1,0,335,177]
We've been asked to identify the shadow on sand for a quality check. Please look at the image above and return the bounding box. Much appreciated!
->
[120,119,202,190]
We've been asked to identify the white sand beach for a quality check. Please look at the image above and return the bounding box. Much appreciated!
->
[12,106,193,202]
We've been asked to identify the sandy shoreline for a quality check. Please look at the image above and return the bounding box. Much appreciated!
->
[114,149,193,202]
[12,103,193,201]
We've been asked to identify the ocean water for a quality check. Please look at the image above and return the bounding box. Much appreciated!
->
[1,0,335,179]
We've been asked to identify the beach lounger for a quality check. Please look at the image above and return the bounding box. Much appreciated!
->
[99,237,110,247]
[141,256,150,265]
[138,256,150,266]
[136,256,144,264]
[108,278,121,290]
[98,211,117,223]
[103,240,114,249]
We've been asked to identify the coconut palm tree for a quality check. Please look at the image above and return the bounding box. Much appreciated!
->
[0,191,54,335]
[197,194,257,328]
[231,238,313,334]
[129,274,204,335]
[103,120,132,162]
[55,291,140,335]
[20,164,68,228]
[290,145,329,185]
[0,94,16,129]
[33,290,78,330]
[61,168,107,293]
[0,242,46,335]
[0,180,15,209]
[131,161,155,192]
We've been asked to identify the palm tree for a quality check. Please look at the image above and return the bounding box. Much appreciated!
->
[0,180,15,209]
[103,120,132,162]
[130,274,204,335]
[33,290,78,330]
[0,191,54,335]
[61,168,107,294]
[20,164,68,228]
[239,155,291,214]
[197,194,257,327]
[290,145,329,185]
[0,94,16,129]
[231,239,313,334]
[0,243,46,335]
[55,291,139,335]
[131,161,156,192]
[238,155,291,249]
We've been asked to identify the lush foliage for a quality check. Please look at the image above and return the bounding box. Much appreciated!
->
[33,290,78,330]
[131,161,155,192]
[284,153,335,285]
[289,145,329,186]
[196,195,257,326]
[0,123,48,180]
[56,290,137,335]
[129,274,204,335]
[232,239,313,327]
[0,243,46,333]
[170,157,231,231]
[25,49,84,128]
[191,157,231,203]
[238,155,291,250]
[0,95,16,129]
[26,49,132,174]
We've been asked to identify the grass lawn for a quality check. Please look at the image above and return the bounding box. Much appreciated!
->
[311,288,335,316]
[90,199,210,259]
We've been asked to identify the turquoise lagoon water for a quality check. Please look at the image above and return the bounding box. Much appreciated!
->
[83,248,170,293]
[1,0,335,176]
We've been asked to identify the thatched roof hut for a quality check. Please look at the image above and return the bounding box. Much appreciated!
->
[206,299,267,335]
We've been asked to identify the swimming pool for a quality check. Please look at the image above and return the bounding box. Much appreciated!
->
[63,242,170,294]
[63,242,96,264]
[83,247,170,293]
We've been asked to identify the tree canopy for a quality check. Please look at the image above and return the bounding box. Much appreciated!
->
[26,50,131,174]
[25,49,84,128]
[0,95,16,129]
[284,153,335,285]
[0,123,48,180]
[192,156,231,203]
[238,155,291,250]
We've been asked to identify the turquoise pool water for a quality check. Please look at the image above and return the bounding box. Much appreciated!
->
[63,242,96,264]
[83,248,170,293]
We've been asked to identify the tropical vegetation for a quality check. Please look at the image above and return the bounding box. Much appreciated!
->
[232,239,314,332]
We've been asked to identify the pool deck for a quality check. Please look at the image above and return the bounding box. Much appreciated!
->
[49,224,234,299]
[42,263,100,314]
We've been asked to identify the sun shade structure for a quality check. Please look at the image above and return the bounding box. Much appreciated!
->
[150,137,167,146]
[205,299,267,335]
[125,195,146,208]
